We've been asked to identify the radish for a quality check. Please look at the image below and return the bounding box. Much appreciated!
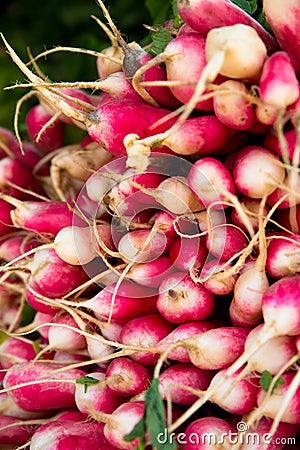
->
[2,361,86,411]
[96,45,123,79]
[0,336,37,369]
[213,80,255,130]
[255,101,279,127]
[0,414,39,445]
[0,199,16,236]
[182,416,234,450]
[84,332,115,363]
[229,258,270,327]
[154,176,204,214]
[157,320,224,362]
[157,272,215,324]
[185,326,251,371]
[243,324,298,375]
[264,128,299,163]
[266,233,300,278]
[105,357,151,397]
[169,236,208,272]
[205,24,267,79]
[177,0,278,54]
[231,196,270,233]
[119,313,174,366]
[123,43,181,109]
[29,419,113,450]
[95,0,180,109]
[221,274,300,382]
[26,103,64,153]
[188,157,235,210]
[263,0,300,74]
[162,115,234,157]
[205,224,249,261]
[157,362,214,405]
[256,371,300,424]
[0,234,40,262]
[273,205,300,234]
[233,146,286,199]
[259,51,299,108]
[163,32,215,111]
[75,371,122,415]
[25,287,58,315]
[0,156,43,199]
[0,391,49,419]
[53,223,116,266]
[86,98,176,156]
[8,198,83,236]
[267,171,300,209]
[79,280,158,321]
[28,247,89,299]
[118,228,174,263]
[169,367,257,433]
[197,259,239,296]
[53,225,99,265]
[237,417,300,450]
[47,312,87,352]
[126,255,175,288]
[100,401,145,449]
[206,368,258,415]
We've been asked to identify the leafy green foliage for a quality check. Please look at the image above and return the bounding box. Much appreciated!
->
[148,28,173,56]
[76,375,100,393]
[260,370,285,394]
[124,378,176,449]
[0,330,9,346]
[232,0,258,14]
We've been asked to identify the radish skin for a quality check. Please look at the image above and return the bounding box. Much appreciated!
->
[2,362,86,411]
[177,0,278,54]
[259,51,299,108]
[186,327,250,370]
[157,272,215,323]
[263,0,300,74]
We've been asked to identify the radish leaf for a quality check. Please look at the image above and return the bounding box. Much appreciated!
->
[260,370,285,394]
[232,0,258,14]
[76,375,100,393]
[124,378,176,449]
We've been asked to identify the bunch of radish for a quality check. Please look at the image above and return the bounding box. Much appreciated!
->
[0,0,300,448]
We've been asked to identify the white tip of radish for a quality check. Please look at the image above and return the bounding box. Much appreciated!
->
[206,24,267,79]
[54,226,98,265]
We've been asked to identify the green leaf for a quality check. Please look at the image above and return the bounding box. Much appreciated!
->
[19,301,36,328]
[260,370,285,394]
[256,9,273,33]
[149,28,173,56]
[232,0,257,14]
[124,378,176,449]
[123,415,146,443]
[0,330,9,346]
[76,375,100,393]
[32,340,41,356]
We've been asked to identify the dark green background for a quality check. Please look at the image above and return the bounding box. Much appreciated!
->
[0,0,152,132]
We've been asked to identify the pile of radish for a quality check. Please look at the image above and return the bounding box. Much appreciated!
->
[0,0,300,448]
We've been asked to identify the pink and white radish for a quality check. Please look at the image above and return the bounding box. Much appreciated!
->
[119,313,174,366]
[177,0,278,54]
[156,272,215,323]
[2,361,86,411]
[105,357,152,397]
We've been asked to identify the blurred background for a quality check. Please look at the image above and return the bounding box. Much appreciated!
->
[0,0,157,132]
